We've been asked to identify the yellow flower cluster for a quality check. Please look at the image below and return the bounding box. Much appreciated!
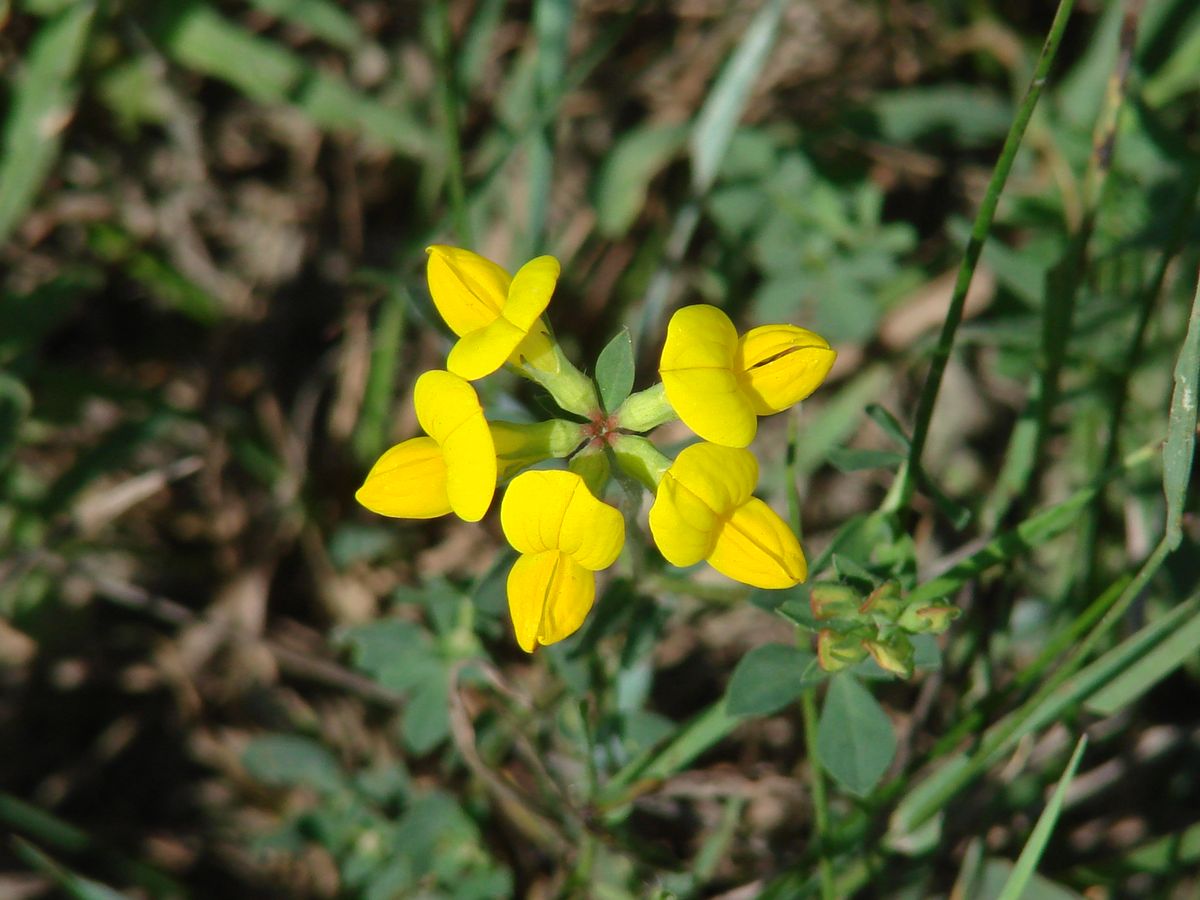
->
[356,247,836,652]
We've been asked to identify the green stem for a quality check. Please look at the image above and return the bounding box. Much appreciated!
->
[789,415,831,897]
[884,0,1076,514]
[801,687,835,900]
[431,3,472,246]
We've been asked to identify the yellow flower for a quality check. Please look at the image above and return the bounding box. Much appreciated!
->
[659,304,835,447]
[355,370,497,522]
[500,470,624,652]
[648,442,806,589]
[426,245,560,380]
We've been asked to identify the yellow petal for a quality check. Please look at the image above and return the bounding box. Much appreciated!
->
[647,443,758,567]
[506,550,595,652]
[735,324,837,415]
[707,497,806,588]
[354,436,451,519]
[447,256,560,380]
[414,370,496,522]
[648,472,721,566]
[511,322,559,373]
[500,470,624,569]
[662,442,757,513]
[659,304,756,447]
[426,246,510,336]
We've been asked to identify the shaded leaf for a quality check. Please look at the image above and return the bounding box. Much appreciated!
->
[816,675,895,796]
[726,644,822,717]
[595,328,634,413]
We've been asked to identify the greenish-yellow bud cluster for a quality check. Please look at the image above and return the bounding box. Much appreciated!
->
[810,581,959,679]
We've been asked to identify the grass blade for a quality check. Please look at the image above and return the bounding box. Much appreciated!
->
[689,0,785,193]
[996,734,1088,900]
[1164,267,1200,549]
[1087,591,1200,715]
[154,0,427,158]
[633,0,785,351]
[0,1,96,245]
[247,0,364,50]
[352,284,408,466]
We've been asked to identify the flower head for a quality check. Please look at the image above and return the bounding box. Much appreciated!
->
[500,470,624,652]
[648,442,805,589]
[659,305,835,447]
[356,370,496,522]
[426,246,560,380]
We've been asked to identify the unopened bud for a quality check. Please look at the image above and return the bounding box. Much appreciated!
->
[899,603,960,635]
[864,635,915,679]
[859,581,905,621]
[810,582,862,621]
[817,629,868,672]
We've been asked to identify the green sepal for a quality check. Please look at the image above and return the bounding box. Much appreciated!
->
[810,582,863,621]
[817,629,869,673]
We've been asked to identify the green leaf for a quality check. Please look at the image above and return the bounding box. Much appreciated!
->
[816,675,896,796]
[725,644,822,717]
[865,403,911,448]
[242,734,345,794]
[0,1,96,245]
[87,223,222,324]
[594,124,686,236]
[872,85,1013,147]
[595,327,635,413]
[599,700,743,822]
[153,1,427,157]
[974,860,1085,900]
[997,735,1088,900]
[248,0,365,50]
[1164,270,1200,549]
[1086,602,1200,715]
[402,673,451,755]
[826,447,905,473]
[689,0,784,192]
[0,372,31,463]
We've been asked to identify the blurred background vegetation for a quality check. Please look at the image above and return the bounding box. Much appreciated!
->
[1,0,1199,897]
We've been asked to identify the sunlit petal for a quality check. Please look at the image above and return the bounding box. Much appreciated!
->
[707,497,806,588]
[735,324,837,415]
[447,316,527,381]
[426,245,510,336]
[648,474,720,566]
[354,436,451,519]
[659,305,756,447]
[647,443,757,566]
[446,256,560,381]
[500,470,623,568]
[506,550,595,652]
[414,370,496,522]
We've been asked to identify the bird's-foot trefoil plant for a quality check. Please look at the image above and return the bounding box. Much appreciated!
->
[355,245,889,657]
